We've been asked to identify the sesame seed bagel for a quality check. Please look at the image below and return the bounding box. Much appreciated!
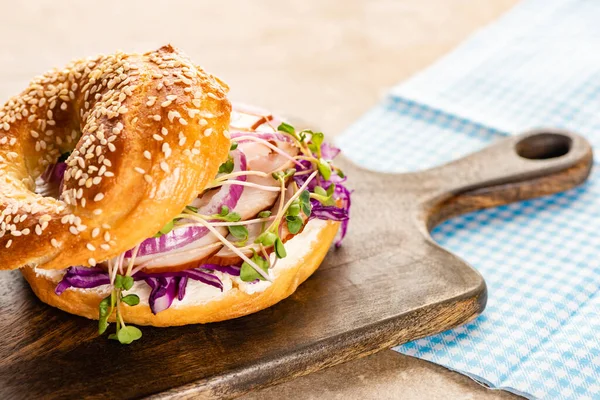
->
[21,219,339,326]
[0,45,231,271]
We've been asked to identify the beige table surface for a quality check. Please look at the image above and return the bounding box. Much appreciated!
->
[0,0,521,398]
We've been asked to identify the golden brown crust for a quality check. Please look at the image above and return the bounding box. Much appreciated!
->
[0,45,231,270]
[21,220,339,326]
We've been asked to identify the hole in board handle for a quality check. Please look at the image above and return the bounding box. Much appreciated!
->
[515,133,572,160]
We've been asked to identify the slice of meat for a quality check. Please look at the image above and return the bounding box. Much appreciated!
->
[233,140,298,220]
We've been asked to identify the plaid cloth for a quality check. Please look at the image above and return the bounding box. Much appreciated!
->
[336,1,600,398]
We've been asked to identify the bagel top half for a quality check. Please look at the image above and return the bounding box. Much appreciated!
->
[0,45,231,271]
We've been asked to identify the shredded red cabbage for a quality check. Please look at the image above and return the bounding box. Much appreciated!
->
[54,264,238,314]
[200,263,241,276]
[321,142,341,160]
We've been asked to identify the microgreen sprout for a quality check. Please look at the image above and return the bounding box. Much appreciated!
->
[310,185,335,206]
[98,273,142,345]
[240,250,270,282]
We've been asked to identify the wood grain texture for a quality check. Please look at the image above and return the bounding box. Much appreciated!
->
[0,129,592,399]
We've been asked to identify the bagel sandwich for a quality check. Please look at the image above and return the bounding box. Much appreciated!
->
[0,47,351,344]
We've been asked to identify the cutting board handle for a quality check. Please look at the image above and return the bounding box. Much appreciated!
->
[421,129,593,229]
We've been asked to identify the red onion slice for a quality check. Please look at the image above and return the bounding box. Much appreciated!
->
[230,131,295,145]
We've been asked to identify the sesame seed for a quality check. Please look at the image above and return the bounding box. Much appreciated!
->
[92,227,100,238]
[100,244,110,250]
[160,161,169,173]
[30,130,39,138]
[143,150,152,160]
[207,93,219,100]
[35,225,42,235]
[204,128,213,136]
[161,127,168,135]
[134,167,145,174]
[192,99,201,108]
[153,114,161,121]
[179,118,188,125]
[104,232,111,241]
[146,96,156,106]
[166,95,177,101]
[93,209,103,215]
[144,174,153,183]
[94,193,105,202]
[108,143,116,152]
[167,110,180,122]
[88,258,97,266]
[51,238,60,248]
[69,226,79,235]
[152,134,163,141]
[199,118,208,126]
[86,243,96,251]
[161,100,172,107]
[5,240,12,248]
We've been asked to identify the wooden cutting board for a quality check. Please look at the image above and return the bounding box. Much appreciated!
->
[0,129,592,399]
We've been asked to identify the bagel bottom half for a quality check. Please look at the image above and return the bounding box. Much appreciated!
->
[21,219,339,327]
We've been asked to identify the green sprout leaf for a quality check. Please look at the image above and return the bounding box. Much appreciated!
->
[258,210,272,218]
[272,168,296,181]
[224,211,241,222]
[310,186,335,206]
[98,295,111,334]
[122,276,134,291]
[326,183,335,197]
[255,231,277,247]
[299,190,311,217]
[218,156,234,174]
[274,237,287,259]
[230,142,238,151]
[116,325,142,345]
[121,294,140,306]
[240,251,270,282]
[314,186,327,197]
[277,122,295,135]
[114,275,124,289]
[212,206,241,222]
[307,132,324,157]
[286,215,303,234]
[228,225,249,240]
[317,158,332,180]
[287,199,300,217]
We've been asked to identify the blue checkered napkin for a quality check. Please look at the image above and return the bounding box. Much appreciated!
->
[335,0,600,398]
[392,0,600,147]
